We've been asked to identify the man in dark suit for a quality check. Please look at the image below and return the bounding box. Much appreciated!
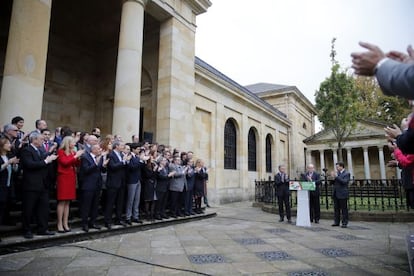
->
[104,141,131,229]
[301,164,322,223]
[125,143,144,225]
[79,144,106,232]
[20,132,57,238]
[331,161,351,228]
[274,164,291,223]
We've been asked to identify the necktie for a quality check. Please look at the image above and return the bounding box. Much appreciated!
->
[44,142,49,152]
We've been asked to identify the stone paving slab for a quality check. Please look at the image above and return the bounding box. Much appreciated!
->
[0,202,413,275]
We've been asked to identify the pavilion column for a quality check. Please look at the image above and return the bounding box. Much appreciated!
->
[346,148,353,178]
[305,149,312,167]
[112,0,147,140]
[377,146,386,180]
[0,0,52,125]
[319,149,325,173]
[332,148,338,166]
[363,146,371,179]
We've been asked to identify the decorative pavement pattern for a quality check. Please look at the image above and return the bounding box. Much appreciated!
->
[319,248,356,257]
[304,226,331,232]
[0,201,411,275]
[188,254,226,264]
[288,271,329,276]
[332,234,364,241]
[256,251,294,261]
[266,228,290,234]
[233,238,266,245]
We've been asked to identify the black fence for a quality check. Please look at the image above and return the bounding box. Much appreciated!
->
[255,177,408,212]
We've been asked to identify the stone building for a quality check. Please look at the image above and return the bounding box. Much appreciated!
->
[246,83,318,180]
[303,119,398,180]
[0,0,304,203]
[0,0,394,204]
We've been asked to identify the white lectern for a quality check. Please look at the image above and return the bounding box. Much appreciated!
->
[289,181,315,227]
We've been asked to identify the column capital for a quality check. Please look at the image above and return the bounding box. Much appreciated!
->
[124,0,149,7]
[345,147,352,151]
[362,146,369,151]
[377,145,384,151]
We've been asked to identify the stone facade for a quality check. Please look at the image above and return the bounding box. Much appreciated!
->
[0,0,393,204]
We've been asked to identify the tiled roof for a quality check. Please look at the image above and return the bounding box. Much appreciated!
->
[195,57,287,119]
[245,83,291,93]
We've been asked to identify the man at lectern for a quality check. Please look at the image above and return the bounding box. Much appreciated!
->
[300,164,322,223]
[274,165,291,223]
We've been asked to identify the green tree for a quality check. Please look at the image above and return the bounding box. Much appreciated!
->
[354,76,410,125]
[315,38,361,161]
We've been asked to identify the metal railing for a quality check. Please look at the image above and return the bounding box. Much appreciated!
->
[255,177,408,212]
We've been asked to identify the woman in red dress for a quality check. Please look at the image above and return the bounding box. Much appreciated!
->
[56,136,84,232]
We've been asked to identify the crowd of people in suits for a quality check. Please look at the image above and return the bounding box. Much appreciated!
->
[0,119,210,240]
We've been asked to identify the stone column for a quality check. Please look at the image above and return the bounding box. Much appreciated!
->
[346,148,354,178]
[378,146,386,180]
[0,0,52,125]
[305,149,312,167]
[156,17,196,148]
[332,148,338,167]
[363,146,371,179]
[319,149,325,173]
[112,0,147,140]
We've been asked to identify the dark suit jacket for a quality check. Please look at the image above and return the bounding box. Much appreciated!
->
[300,172,322,194]
[20,145,49,191]
[332,169,350,199]
[186,168,195,191]
[106,151,127,189]
[274,172,290,197]
[0,158,11,202]
[127,155,143,184]
[79,153,103,191]
[156,167,170,193]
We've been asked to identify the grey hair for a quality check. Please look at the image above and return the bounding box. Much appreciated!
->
[29,131,43,143]
[3,124,15,132]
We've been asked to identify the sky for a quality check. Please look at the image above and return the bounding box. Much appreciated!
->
[195,0,414,105]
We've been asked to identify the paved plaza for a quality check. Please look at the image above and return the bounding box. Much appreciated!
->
[0,202,412,275]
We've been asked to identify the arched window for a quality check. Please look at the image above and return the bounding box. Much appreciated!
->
[224,119,237,169]
[248,128,257,171]
[265,134,272,173]
[303,122,307,129]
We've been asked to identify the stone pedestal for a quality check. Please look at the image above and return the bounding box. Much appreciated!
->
[0,0,52,126]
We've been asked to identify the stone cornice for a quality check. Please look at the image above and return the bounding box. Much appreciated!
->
[184,0,212,15]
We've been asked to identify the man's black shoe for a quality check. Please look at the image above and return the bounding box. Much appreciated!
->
[155,215,163,220]
[341,225,347,228]
[287,220,292,224]
[170,214,177,218]
[37,230,55,236]
[278,218,284,222]
[331,224,340,227]
[206,204,211,208]
[89,224,102,230]
[82,225,89,232]
[161,215,169,219]
[190,211,196,215]
[115,220,127,227]
[105,223,112,230]
[315,220,319,224]
[125,220,132,226]
[132,218,143,224]
[24,232,33,239]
